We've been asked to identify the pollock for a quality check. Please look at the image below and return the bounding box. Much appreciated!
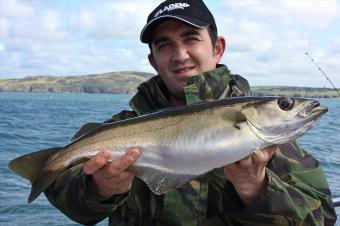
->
[9,96,327,203]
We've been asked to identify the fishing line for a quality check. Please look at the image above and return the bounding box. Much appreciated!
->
[305,52,340,207]
[305,52,340,96]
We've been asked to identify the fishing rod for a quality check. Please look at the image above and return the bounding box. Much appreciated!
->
[305,52,340,96]
[305,53,340,210]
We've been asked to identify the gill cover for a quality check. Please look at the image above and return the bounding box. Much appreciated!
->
[241,97,317,144]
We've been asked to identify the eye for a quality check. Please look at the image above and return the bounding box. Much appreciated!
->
[185,36,200,43]
[156,42,170,51]
[186,36,198,41]
[277,97,294,111]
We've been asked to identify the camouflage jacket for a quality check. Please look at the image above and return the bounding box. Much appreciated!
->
[45,65,337,226]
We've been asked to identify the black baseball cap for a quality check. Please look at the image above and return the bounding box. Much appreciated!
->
[140,0,217,43]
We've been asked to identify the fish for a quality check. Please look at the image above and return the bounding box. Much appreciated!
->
[8,96,327,203]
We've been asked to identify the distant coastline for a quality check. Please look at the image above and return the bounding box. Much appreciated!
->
[0,71,153,95]
[0,72,339,98]
[251,86,339,98]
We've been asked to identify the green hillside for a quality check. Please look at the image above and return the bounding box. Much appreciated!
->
[0,73,339,98]
[0,72,153,94]
[252,86,339,98]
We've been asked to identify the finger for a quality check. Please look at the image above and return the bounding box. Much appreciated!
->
[252,146,277,164]
[267,145,277,158]
[238,154,253,167]
[106,148,140,177]
[83,150,111,175]
[261,145,276,161]
[252,149,265,164]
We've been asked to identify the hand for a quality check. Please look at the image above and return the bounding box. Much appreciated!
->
[83,148,140,202]
[224,146,276,206]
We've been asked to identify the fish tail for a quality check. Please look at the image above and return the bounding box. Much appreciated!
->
[8,147,63,203]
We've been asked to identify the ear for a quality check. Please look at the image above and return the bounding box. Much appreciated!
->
[148,53,159,72]
[214,36,226,63]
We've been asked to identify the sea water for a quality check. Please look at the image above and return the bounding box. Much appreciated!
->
[0,92,339,225]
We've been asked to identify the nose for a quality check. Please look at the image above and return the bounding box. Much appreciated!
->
[172,44,189,64]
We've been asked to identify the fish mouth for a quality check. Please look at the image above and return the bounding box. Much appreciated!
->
[305,101,328,117]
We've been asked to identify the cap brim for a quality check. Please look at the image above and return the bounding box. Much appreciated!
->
[140,15,209,43]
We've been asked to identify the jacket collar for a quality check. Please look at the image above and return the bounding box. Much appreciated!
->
[129,64,231,115]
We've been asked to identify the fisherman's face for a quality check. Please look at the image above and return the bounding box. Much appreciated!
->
[148,20,225,104]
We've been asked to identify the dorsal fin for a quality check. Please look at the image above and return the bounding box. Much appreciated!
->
[71,122,101,142]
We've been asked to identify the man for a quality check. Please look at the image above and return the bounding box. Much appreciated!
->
[45,0,337,225]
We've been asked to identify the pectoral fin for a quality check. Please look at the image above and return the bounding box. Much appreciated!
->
[220,108,246,123]
[129,165,196,195]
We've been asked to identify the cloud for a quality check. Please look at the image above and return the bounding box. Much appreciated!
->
[10,9,68,40]
[0,0,33,18]
[276,0,339,29]
[68,0,159,40]
[219,0,340,29]
[212,0,340,87]
[219,19,274,53]
[329,37,340,55]
[42,10,60,32]
[70,9,95,31]
[0,17,9,39]
[0,0,339,87]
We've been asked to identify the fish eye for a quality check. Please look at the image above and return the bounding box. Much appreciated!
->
[277,97,294,111]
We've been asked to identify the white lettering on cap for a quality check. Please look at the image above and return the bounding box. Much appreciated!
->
[154,3,190,18]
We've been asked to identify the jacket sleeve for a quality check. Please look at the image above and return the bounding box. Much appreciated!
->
[44,110,137,225]
[218,141,337,225]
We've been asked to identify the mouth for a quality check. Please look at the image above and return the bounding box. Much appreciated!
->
[173,66,195,75]
[306,101,328,115]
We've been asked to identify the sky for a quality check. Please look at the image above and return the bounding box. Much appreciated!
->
[0,0,339,87]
